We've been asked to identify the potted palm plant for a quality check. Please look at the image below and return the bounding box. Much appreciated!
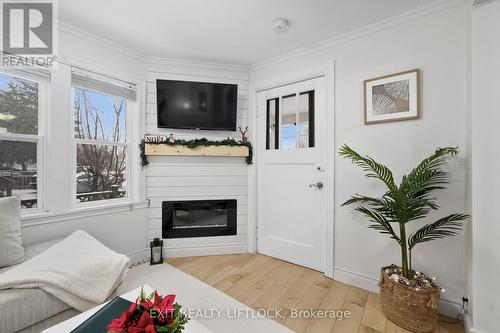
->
[339,145,468,333]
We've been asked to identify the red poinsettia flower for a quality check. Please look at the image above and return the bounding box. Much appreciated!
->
[126,312,154,333]
[107,310,130,332]
[140,298,154,310]
[145,324,156,333]
[107,289,187,333]
[138,311,154,327]
[160,294,176,314]
[126,327,142,333]
[107,318,125,332]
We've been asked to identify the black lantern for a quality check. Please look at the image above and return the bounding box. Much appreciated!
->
[149,238,163,265]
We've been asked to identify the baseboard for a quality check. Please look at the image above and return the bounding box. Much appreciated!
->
[127,248,148,265]
[438,298,463,319]
[333,267,462,317]
[127,243,248,263]
[165,243,248,258]
[334,267,380,293]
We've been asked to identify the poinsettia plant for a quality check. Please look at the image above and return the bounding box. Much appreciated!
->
[107,288,189,333]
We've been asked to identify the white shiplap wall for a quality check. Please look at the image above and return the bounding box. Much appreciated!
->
[144,63,250,257]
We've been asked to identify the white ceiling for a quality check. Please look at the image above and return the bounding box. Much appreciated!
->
[58,0,440,66]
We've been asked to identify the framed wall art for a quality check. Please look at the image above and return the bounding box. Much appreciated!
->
[364,69,420,124]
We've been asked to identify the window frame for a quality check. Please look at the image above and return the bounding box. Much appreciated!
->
[0,69,48,213]
[70,83,133,208]
[265,89,315,151]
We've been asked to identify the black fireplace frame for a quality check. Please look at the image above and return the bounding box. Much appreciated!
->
[162,199,237,238]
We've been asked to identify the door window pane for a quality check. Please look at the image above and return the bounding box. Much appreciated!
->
[0,73,38,135]
[298,91,314,148]
[281,94,297,149]
[73,87,126,142]
[266,98,279,150]
[76,144,126,202]
[0,140,37,208]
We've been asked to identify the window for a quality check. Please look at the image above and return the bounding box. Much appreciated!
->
[72,71,135,204]
[0,71,45,209]
[266,90,315,150]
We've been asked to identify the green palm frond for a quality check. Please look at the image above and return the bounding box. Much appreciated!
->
[355,206,400,244]
[410,147,458,174]
[339,144,398,192]
[343,194,399,222]
[401,171,450,208]
[341,194,386,207]
[408,213,468,250]
[398,197,434,223]
[400,147,458,198]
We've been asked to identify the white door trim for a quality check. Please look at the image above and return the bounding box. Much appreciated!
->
[247,61,335,277]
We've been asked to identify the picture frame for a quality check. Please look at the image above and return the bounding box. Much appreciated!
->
[364,69,420,124]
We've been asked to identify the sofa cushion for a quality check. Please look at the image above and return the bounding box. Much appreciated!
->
[0,238,68,333]
[0,288,71,333]
[18,309,80,333]
[0,197,24,267]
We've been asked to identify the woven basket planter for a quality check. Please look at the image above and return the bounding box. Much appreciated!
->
[379,267,440,333]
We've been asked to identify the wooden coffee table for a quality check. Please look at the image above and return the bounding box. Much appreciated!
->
[43,285,212,333]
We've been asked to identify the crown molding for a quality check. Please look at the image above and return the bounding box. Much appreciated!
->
[251,0,467,71]
[473,0,497,7]
[144,56,250,73]
[58,20,142,60]
[59,20,250,73]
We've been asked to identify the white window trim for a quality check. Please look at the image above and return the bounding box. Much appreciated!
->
[0,70,49,214]
[70,82,135,208]
[21,199,149,227]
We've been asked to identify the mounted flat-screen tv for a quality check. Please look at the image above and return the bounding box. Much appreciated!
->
[156,79,238,131]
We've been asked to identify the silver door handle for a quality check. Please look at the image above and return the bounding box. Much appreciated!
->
[309,182,324,190]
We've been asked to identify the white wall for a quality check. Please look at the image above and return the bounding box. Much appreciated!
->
[471,1,500,332]
[20,25,148,263]
[250,3,468,316]
[12,2,476,319]
[143,60,251,257]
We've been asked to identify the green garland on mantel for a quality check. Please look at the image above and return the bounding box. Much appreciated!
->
[140,137,253,167]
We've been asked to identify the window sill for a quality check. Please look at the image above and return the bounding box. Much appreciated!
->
[21,200,149,227]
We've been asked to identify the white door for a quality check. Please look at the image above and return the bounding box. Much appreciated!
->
[257,77,327,271]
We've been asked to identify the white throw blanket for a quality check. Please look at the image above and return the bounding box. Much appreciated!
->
[0,230,130,311]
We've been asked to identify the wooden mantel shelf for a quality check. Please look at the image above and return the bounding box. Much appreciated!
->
[144,143,249,157]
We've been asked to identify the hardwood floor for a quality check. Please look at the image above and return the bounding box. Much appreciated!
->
[167,254,464,333]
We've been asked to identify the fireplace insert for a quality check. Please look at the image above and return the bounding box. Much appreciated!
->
[162,199,237,238]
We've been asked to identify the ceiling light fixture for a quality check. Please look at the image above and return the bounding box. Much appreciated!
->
[274,18,289,33]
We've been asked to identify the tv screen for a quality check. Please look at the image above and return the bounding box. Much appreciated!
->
[156,79,238,131]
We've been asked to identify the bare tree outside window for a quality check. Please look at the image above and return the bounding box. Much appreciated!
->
[73,87,127,203]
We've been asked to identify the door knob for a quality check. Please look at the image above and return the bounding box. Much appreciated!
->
[309,182,324,190]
